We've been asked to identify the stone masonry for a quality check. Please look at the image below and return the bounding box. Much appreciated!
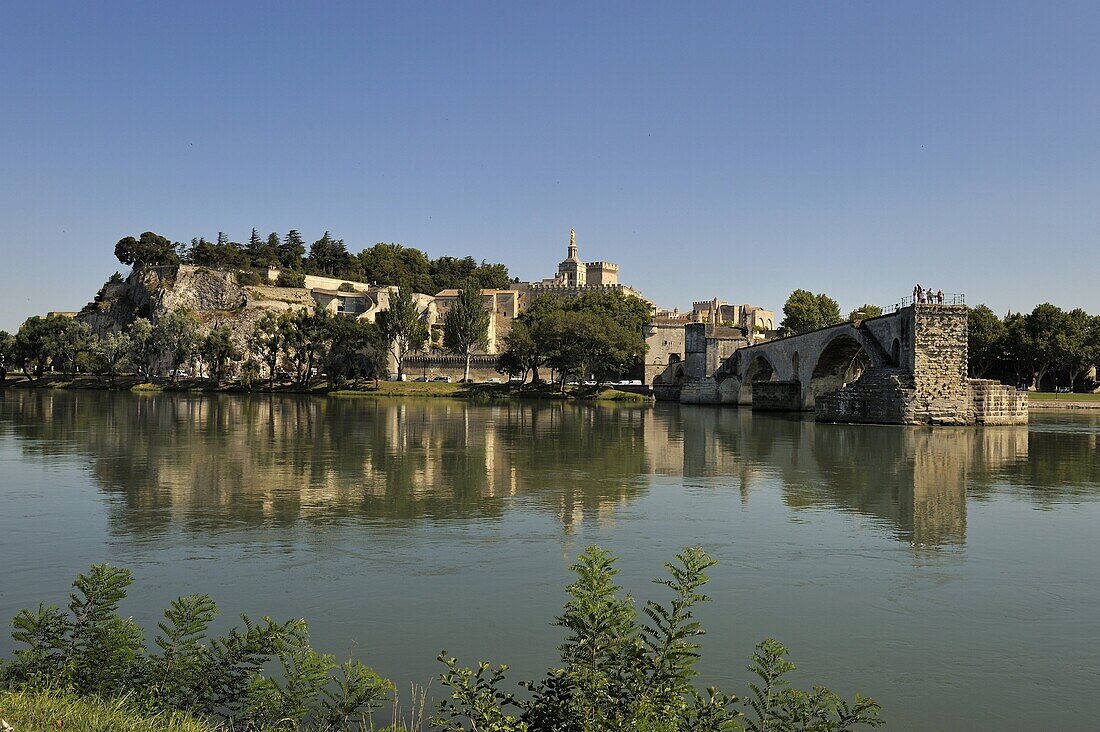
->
[907,304,972,425]
[700,303,1027,426]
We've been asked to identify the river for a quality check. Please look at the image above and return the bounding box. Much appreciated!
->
[1,389,1098,730]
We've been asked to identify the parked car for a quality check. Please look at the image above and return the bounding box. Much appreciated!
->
[484,377,501,384]
[432,375,452,383]
[413,375,429,382]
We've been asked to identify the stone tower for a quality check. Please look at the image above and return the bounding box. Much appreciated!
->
[557,228,586,286]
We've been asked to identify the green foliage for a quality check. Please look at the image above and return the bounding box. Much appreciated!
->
[0,329,15,381]
[187,235,250,270]
[846,304,882,322]
[277,270,308,288]
[780,290,842,335]
[3,565,390,731]
[88,331,133,384]
[115,232,180,268]
[127,318,157,381]
[13,315,92,380]
[498,292,649,387]
[323,315,386,388]
[967,305,1006,377]
[443,279,491,381]
[3,552,883,732]
[437,546,882,732]
[163,228,512,293]
[152,310,201,381]
[237,269,264,286]
[377,288,428,379]
[199,325,240,385]
[250,311,287,389]
[307,232,354,277]
[817,296,842,327]
[0,688,217,732]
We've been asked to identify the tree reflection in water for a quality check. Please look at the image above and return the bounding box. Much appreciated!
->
[3,390,1097,549]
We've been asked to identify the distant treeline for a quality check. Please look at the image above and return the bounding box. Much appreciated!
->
[969,303,1100,391]
[113,230,514,294]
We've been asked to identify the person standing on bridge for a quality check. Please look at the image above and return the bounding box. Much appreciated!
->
[937,289,944,304]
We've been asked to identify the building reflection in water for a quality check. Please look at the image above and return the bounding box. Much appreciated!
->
[0,389,1059,549]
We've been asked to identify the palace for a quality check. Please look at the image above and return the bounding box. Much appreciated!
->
[520,229,648,302]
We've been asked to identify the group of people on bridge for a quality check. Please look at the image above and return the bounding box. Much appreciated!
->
[914,284,945,304]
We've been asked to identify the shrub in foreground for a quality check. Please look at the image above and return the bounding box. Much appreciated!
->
[1,548,882,731]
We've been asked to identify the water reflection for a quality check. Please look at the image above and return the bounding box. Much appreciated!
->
[3,390,1096,549]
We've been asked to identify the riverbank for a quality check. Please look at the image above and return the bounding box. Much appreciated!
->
[0,689,216,732]
[0,374,654,404]
[1027,392,1100,410]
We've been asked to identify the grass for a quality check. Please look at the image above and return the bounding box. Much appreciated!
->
[5,373,655,404]
[0,689,217,732]
[1028,391,1100,402]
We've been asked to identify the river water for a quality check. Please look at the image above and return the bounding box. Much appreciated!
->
[0,389,1097,730]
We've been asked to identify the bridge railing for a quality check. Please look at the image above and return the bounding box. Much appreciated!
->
[883,293,965,313]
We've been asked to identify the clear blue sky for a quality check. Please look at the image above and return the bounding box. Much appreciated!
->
[2,1,1098,331]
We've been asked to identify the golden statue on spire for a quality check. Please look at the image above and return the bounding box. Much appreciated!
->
[570,228,575,247]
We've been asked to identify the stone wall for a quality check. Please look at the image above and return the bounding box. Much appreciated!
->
[751,381,803,411]
[969,379,1028,425]
[907,305,972,425]
[402,354,502,382]
[644,321,687,385]
[814,368,913,424]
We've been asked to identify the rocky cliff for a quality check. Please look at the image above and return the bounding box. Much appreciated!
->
[77,265,312,355]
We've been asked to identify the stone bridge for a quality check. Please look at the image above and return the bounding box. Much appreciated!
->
[678,304,1026,426]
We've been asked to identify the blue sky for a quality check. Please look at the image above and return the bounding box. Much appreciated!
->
[1,1,1098,330]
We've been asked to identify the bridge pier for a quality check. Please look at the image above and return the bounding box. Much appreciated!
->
[695,304,1026,426]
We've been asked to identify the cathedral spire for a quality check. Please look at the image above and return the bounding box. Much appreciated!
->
[568,228,578,260]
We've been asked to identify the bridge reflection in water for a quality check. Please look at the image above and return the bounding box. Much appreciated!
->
[0,389,1048,549]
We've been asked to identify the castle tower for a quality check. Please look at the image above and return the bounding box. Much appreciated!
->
[557,228,586,286]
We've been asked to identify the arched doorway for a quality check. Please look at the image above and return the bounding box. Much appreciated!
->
[806,334,872,409]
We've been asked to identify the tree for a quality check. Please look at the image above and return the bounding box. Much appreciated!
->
[324,317,385,388]
[443,280,491,382]
[474,262,512,290]
[52,320,93,379]
[0,329,15,382]
[13,315,79,381]
[306,232,354,277]
[114,231,179,268]
[281,230,307,270]
[1023,303,1066,390]
[250,311,285,390]
[847,304,883,321]
[1055,308,1093,391]
[88,331,133,386]
[127,318,157,381]
[153,310,201,382]
[779,290,822,335]
[496,320,539,383]
[967,305,1007,378]
[283,307,334,389]
[200,325,241,386]
[376,288,427,381]
[817,293,843,327]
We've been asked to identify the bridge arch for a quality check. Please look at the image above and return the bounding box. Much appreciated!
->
[737,352,779,405]
[804,332,873,409]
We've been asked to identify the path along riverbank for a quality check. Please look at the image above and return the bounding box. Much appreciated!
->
[0,373,654,404]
